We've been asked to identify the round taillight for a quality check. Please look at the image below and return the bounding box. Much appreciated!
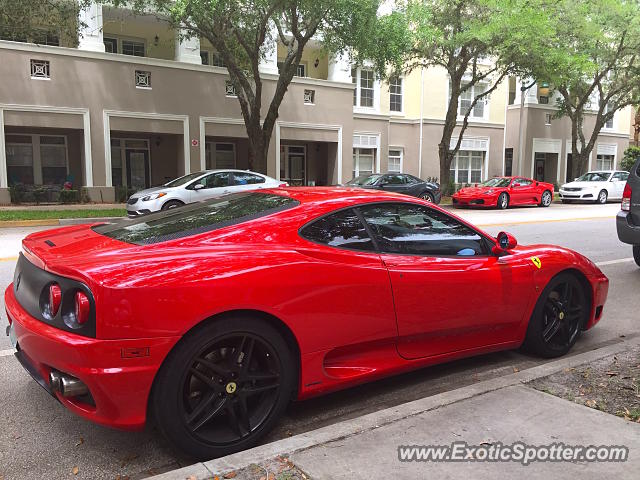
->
[48,284,62,317]
[74,291,90,325]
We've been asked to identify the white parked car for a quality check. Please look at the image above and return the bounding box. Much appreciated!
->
[126,170,285,216]
[559,170,629,204]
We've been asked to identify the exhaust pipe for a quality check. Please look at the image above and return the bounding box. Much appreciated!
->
[49,370,89,398]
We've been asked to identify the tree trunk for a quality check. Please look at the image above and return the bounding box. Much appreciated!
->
[571,150,589,179]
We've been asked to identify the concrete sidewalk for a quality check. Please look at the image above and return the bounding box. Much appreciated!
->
[150,338,640,480]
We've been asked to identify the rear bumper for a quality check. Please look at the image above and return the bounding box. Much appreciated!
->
[5,285,179,430]
[616,210,640,245]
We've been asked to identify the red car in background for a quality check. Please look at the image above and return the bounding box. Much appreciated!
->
[453,176,554,209]
[5,188,607,459]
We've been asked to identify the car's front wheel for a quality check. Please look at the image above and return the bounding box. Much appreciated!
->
[419,191,434,203]
[633,245,640,267]
[539,190,552,207]
[497,192,509,210]
[151,316,296,459]
[597,190,608,204]
[162,200,185,211]
[522,273,588,358]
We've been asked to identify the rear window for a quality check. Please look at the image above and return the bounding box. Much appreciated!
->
[93,192,298,245]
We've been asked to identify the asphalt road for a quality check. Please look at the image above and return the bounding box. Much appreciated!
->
[0,203,638,480]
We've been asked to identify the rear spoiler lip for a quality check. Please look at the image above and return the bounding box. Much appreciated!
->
[21,244,46,270]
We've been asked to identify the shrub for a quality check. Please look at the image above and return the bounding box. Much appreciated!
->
[621,146,640,172]
[58,189,80,204]
[9,184,26,204]
[32,187,47,205]
[80,187,91,203]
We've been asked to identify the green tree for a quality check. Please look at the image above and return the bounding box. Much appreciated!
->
[621,146,640,172]
[400,0,552,191]
[0,0,86,45]
[526,0,640,178]
[106,0,381,171]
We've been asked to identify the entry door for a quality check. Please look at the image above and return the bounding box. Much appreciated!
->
[281,146,306,186]
[566,154,573,182]
[126,150,150,191]
[535,153,546,182]
[358,202,534,359]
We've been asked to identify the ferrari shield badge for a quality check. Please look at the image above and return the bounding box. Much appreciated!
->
[530,256,542,269]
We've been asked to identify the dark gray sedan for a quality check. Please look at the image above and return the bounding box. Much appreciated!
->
[346,173,442,204]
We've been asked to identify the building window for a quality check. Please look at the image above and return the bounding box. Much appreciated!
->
[450,151,484,184]
[205,142,236,169]
[504,148,513,176]
[104,37,117,53]
[458,83,486,119]
[200,50,209,65]
[33,30,59,46]
[225,80,237,97]
[545,113,552,125]
[135,70,151,88]
[303,89,315,105]
[604,103,614,129]
[352,67,376,108]
[596,154,614,170]
[389,76,403,113]
[30,59,50,79]
[6,135,34,185]
[122,39,145,57]
[388,149,402,172]
[277,62,305,77]
[201,50,226,67]
[539,95,549,104]
[40,136,67,185]
[352,148,375,178]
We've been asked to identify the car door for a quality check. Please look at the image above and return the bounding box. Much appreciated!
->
[231,172,267,193]
[187,172,231,202]
[379,174,412,195]
[358,202,535,359]
[610,172,629,199]
[510,177,536,205]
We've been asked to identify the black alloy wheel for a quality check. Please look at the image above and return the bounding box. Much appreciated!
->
[523,273,588,358]
[152,317,295,459]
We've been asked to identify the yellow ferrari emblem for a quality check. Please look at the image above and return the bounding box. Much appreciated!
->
[531,257,542,269]
[559,312,565,320]
[225,382,237,394]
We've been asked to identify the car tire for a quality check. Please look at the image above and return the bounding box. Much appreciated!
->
[419,191,434,203]
[596,190,608,204]
[162,200,184,211]
[539,190,552,207]
[151,316,296,460]
[497,192,509,210]
[633,246,640,267]
[522,273,589,358]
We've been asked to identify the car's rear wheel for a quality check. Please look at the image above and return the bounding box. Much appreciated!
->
[419,191,434,203]
[539,190,552,207]
[162,200,184,210]
[497,192,509,210]
[151,317,295,459]
[522,273,588,358]
[597,190,608,204]
[633,246,640,267]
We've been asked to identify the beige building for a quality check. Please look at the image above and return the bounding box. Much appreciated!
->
[0,3,633,203]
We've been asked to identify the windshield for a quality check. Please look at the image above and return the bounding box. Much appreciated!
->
[164,172,207,187]
[93,192,299,245]
[576,172,610,182]
[481,178,512,188]
[347,174,383,186]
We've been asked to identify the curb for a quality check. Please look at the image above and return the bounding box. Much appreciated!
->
[148,336,640,480]
[0,217,122,228]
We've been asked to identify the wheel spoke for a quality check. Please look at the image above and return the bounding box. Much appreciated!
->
[243,382,280,396]
[189,367,224,393]
[225,399,250,437]
[189,396,228,432]
[237,394,252,433]
[195,357,229,377]
[542,317,561,342]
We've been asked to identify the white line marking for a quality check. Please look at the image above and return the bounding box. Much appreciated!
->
[0,348,16,357]
[596,258,635,267]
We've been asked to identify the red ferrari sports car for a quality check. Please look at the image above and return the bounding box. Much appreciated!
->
[452,176,554,209]
[5,187,607,459]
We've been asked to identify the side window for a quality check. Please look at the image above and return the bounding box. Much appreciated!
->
[613,172,628,181]
[205,172,231,188]
[300,209,375,252]
[386,175,405,185]
[234,172,265,185]
[514,178,532,187]
[359,203,487,256]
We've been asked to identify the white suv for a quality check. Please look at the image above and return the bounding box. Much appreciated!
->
[559,170,629,204]
[126,170,284,216]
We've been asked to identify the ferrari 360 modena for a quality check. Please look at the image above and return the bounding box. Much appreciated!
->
[452,176,554,209]
[5,187,608,459]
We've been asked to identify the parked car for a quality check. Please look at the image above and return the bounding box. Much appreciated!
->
[126,170,284,216]
[6,187,608,459]
[616,157,640,266]
[346,173,441,203]
[559,170,629,204]
[452,176,554,209]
